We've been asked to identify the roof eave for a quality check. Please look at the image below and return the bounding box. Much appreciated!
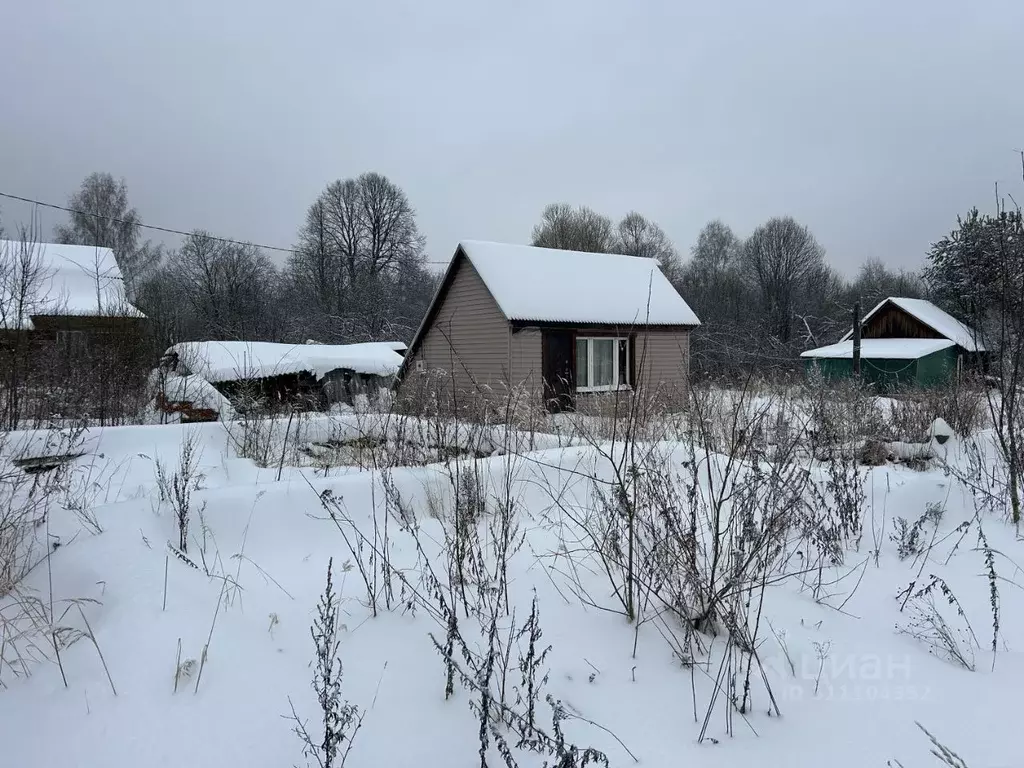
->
[509,318,699,330]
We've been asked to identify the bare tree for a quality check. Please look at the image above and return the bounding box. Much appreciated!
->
[54,172,160,296]
[531,204,684,285]
[848,257,926,307]
[683,220,747,310]
[292,200,344,319]
[691,220,743,273]
[531,203,618,253]
[133,264,191,349]
[677,221,757,375]
[288,172,429,342]
[169,231,280,340]
[0,232,48,332]
[741,217,829,345]
[616,211,682,281]
[0,231,49,428]
[796,260,847,347]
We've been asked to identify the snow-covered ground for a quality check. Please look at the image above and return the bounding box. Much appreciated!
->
[0,412,1019,767]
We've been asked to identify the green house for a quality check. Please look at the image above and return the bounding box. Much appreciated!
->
[801,338,960,391]
[800,297,985,391]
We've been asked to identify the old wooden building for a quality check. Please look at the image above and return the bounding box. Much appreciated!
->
[0,239,147,343]
[801,297,986,390]
[0,240,149,425]
[161,340,406,416]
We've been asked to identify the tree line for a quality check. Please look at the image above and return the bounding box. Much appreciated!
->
[42,172,438,351]
[39,172,935,373]
[529,203,926,375]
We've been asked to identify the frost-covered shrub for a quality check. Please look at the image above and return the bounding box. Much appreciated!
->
[885,382,985,442]
[898,589,976,671]
[890,503,943,561]
[804,374,885,450]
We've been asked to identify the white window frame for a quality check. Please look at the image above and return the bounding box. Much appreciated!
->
[575,336,631,393]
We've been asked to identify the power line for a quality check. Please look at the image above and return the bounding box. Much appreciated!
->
[0,190,297,254]
[0,190,452,265]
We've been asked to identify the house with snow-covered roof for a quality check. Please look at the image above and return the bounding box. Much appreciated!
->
[396,241,701,412]
[0,239,146,343]
[800,297,987,390]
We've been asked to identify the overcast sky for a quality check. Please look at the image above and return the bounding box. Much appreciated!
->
[1,0,1021,276]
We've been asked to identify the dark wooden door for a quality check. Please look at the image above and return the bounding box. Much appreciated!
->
[542,330,575,413]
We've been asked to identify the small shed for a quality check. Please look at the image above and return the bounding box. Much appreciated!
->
[801,339,958,391]
[163,340,405,414]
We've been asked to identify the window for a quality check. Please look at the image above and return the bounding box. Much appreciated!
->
[575,336,630,392]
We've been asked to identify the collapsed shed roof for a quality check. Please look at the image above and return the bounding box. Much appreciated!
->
[168,341,405,383]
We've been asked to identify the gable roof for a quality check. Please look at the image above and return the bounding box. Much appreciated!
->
[801,338,955,360]
[399,241,701,377]
[840,297,984,352]
[458,240,700,325]
[0,240,144,329]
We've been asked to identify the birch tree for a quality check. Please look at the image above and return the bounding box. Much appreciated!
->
[54,172,159,296]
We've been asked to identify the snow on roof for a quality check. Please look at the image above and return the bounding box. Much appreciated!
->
[840,297,984,352]
[152,370,236,420]
[169,341,405,383]
[0,240,144,329]
[801,338,956,360]
[458,240,701,326]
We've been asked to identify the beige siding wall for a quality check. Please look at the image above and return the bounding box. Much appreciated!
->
[509,328,543,402]
[401,262,692,414]
[636,329,691,404]
[401,259,512,400]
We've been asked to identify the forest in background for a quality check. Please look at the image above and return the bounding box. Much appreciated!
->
[0,170,1013,379]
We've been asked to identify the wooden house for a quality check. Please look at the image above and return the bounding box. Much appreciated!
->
[0,240,149,424]
[395,241,701,412]
[0,239,147,345]
[801,297,985,390]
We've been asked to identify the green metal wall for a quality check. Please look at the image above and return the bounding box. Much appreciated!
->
[804,345,960,391]
[804,357,853,380]
[915,345,958,387]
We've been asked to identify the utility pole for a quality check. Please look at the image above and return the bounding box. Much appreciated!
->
[852,300,862,377]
